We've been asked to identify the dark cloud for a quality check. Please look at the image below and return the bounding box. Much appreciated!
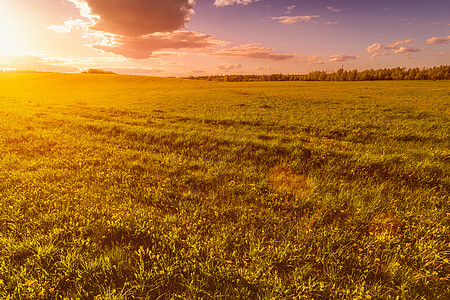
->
[72,0,196,37]
[65,1,226,59]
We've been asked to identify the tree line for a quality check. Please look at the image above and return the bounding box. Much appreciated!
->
[187,65,450,82]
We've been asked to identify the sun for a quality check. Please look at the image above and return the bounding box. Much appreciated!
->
[0,1,26,54]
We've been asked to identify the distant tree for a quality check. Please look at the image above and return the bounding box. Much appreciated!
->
[83,68,116,74]
[186,65,449,82]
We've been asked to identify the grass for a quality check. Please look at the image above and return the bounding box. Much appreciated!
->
[0,73,449,299]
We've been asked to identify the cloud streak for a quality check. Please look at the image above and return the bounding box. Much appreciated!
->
[272,15,320,24]
[328,55,358,62]
[93,31,220,59]
[425,35,450,45]
[214,0,260,7]
[211,44,297,61]
[327,6,343,13]
[217,63,242,71]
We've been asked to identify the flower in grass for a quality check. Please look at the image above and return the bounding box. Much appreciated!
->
[38,288,45,296]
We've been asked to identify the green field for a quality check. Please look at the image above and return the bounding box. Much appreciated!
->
[0,73,449,299]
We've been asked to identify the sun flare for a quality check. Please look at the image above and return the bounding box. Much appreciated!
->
[0,2,26,54]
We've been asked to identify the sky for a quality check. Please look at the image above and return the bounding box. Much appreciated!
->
[0,0,449,76]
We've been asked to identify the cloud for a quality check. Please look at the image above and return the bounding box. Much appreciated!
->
[328,55,359,62]
[104,67,165,75]
[0,55,79,72]
[388,39,414,48]
[286,5,296,14]
[327,6,343,13]
[217,63,242,71]
[424,35,450,45]
[299,55,323,63]
[392,46,420,54]
[151,51,192,58]
[63,1,232,60]
[47,19,91,33]
[299,55,324,65]
[68,0,196,37]
[214,0,260,7]
[366,40,414,53]
[255,66,272,71]
[190,69,205,74]
[366,39,418,59]
[370,52,391,61]
[307,61,324,65]
[93,31,220,59]
[272,15,320,24]
[211,44,297,61]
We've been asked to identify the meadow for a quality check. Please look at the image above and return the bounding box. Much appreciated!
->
[0,73,449,299]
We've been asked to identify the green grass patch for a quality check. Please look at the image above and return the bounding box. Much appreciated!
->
[0,73,449,299]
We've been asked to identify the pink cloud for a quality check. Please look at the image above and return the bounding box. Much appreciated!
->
[425,35,450,45]
[366,43,384,53]
[366,39,419,59]
[388,39,414,48]
[212,44,297,61]
[299,55,323,63]
[308,61,324,65]
[370,52,391,61]
[392,46,420,54]
[150,51,192,58]
[93,31,220,59]
[272,15,320,24]
[328,55,359,62]
[367,40,414,53]
[64,1,233,60]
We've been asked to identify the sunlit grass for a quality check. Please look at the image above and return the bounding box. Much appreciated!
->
[0,73,449,299]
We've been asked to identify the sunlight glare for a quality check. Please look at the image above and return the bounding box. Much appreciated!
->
[0,1,26,54]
